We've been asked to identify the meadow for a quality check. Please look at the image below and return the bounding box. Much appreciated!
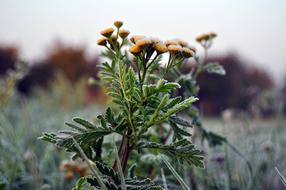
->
[0,82,285,189]
[1,21,286,190]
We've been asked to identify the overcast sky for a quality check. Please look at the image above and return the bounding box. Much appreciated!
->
[1,0,286,83]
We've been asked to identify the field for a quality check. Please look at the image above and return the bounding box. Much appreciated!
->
[1,88,285,190]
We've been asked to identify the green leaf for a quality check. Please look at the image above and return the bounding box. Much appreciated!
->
[72,177,87,190]
[170,122,192,141]
[95,161,120,185]
[97,115,107,128]
[127,164,137,179]
[203,62,226,75]
[164,97,181,110]
[38,133,57,143]
[152,96,198,126]
[73,117,96,129]
[199,126,226,147]
[138,139,204,168]
[147,94,170,126]
[169,116,193,128]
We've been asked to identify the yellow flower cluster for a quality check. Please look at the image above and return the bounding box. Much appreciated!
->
[97,21,130,52]
[129,37,195,58]
[96,21,217,64]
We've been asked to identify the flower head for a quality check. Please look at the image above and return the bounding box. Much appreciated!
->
[196,32,217,42]
[130,35,145,44]
[129,45,142,55]
[177,39,188,47]
[187,46,197,53]
[208,32,217,38]
[196,34,209,42]
[119,29,130,39]
[165,40,178,47]
[114,20,123,28]
[97,38,107,46]
[182,47,194,58]
[168,45,182,54]
[136,38,152,48]
[153,42,168,54]
[100,27,114,38]
[150,37,161,44]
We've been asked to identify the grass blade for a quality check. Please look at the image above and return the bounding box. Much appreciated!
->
[113,138,127,190]
[275,167,286,187]
[160,155,190,190]
[72,137,108,190]
[161,168,168,190]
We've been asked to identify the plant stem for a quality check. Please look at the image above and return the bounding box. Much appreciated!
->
[113,129,134,174]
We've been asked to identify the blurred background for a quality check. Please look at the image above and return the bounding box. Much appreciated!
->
[1,0,286,189]
[1,0,286,116]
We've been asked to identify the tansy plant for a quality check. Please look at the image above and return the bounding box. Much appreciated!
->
[40,21,225,189]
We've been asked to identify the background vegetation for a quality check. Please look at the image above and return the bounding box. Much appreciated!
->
[0,39,286,189]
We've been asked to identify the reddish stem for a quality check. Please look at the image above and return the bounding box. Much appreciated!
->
[113,129,133,173]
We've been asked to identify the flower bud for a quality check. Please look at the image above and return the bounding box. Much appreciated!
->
[187,46,197,53]
[136,38,152,48]
[164,40,178,47]
[100,27,114,38]
[114,21,123,28]
[168,45,182,54]
[97,38,107,46]
[150,37,161,44]
[129,45,142,55]
[178,39,188,47]
[130,35,145,44]
[208,32,217,38]
[119,29,130,39]
[182,47,194,58]
[196,32,217,42]
[153,42,168,54]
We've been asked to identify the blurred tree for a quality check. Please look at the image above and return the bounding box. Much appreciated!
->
[0,45,18,75]
[17,41,100,95]
[195,53,274,116]
[282,76,286,115]
[46,41,99,82]
[17,62,55,94]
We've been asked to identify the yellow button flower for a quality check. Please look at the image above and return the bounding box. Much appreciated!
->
[129,45,142,55]
[136,38,152,48]
[182,47,194,58]
[168,45,182,54]
[100,27,114,38]
[153,42,168,54]
[130,35,145,44]
[119,29,130,39]
[114,20,123,28]
[97,38,107,46]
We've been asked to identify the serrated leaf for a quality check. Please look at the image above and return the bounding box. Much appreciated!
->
[137,139,204,168]
[73,118,96,129]
[65,122,87,132]
[169,116,193,128]
[151,97,198,126]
